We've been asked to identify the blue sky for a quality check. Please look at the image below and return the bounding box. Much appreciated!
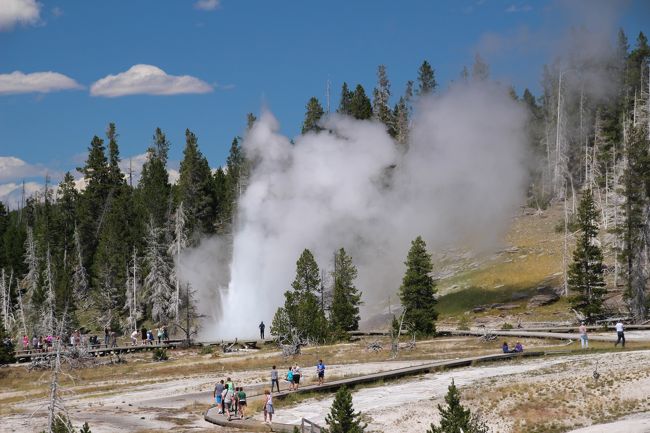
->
[0,0,648,206]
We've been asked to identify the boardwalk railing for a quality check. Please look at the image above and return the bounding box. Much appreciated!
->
[301,418,322,433]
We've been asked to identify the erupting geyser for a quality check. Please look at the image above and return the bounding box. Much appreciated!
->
[178,81,530,340]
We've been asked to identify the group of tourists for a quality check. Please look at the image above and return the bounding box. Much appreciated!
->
[132,326,169,346]
[211,360,327,425]
[213,377,248,421]
[502,341,524,353]
[270,360,327,393]
[21,330,101,353]
[21,334,56,352]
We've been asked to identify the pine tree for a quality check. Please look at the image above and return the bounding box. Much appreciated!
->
[246,112,257,130]
[323,386,366,433]
[471,53,489,81]
[330,248,362,332]
[273,249,327,341]
[338,82,353,115]
[56,172,78,264]
[568,190,606,322]
[143,219,173,324]
[302,97,325,134]
[393,96,410,146]
[399,236,438,335]
[76,135,110,271]
[619,124,650,321]
[427,380,489,433]
[213,167,230,234]
[350,85,372,120]
[0,320,15,364]
[372,65,394,133]
[139,128,171,227]
[92,124,133,323]
[177,129,217,237]
[417,60,437,95]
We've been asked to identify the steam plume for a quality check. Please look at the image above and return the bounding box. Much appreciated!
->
[181,81,530,340]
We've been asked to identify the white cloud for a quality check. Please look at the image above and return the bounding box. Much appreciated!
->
[194,0,220,11]
[0,0,41,31]
[90,64,213,97]
[0,71,83,95]
[119,152,181,186]
[0,156,49,181]
[0,181,43,209]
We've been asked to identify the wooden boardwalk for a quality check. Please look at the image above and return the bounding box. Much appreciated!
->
[204,351,544,432]
[447,328,650,342]
[14,342,181,362]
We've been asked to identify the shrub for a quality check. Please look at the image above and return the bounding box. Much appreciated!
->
[501,322,514,330]
[199,345,213,355]
[152,347,168,361]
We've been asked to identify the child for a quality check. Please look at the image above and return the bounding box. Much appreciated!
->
[263,389,274,424]
[238,387,247,418]
[232,387,239,417]
[316,359,326,385]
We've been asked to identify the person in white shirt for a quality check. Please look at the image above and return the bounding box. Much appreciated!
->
[614,321,625,348]
[578,322,588,349]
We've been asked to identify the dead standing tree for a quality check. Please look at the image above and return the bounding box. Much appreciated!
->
[175,282,203,347]
[390,309,407,359]
[278,327,307,358]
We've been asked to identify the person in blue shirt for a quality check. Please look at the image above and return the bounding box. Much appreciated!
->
[502,342,509,353]
[316,359,326,385]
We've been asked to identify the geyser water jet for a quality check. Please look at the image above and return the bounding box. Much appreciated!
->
[179,81,530,341]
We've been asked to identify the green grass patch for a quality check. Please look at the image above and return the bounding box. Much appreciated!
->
[437,285,534,316]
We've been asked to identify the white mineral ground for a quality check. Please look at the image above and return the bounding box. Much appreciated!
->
[5,341,650,432]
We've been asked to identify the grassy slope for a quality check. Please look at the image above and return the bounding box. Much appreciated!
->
[435,203,571,321]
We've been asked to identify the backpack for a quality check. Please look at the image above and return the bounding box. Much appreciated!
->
[287,370,293,381]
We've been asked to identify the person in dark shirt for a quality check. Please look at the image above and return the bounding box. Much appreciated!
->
[259,321,265,339]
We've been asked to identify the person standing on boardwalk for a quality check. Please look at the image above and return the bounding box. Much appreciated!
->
[263,389,274,424]
[104,327,110,347]
[141,327,147,345]
[214,379,224,414]
[271,365,280,392]
[316,359,326,385]
[237,387,247,418]
[259,321,265,339]
[579,322,588,349]
[292,364,301,390]
[286,367,294,391]
[222,385,234,421]
[614,320,625,348]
